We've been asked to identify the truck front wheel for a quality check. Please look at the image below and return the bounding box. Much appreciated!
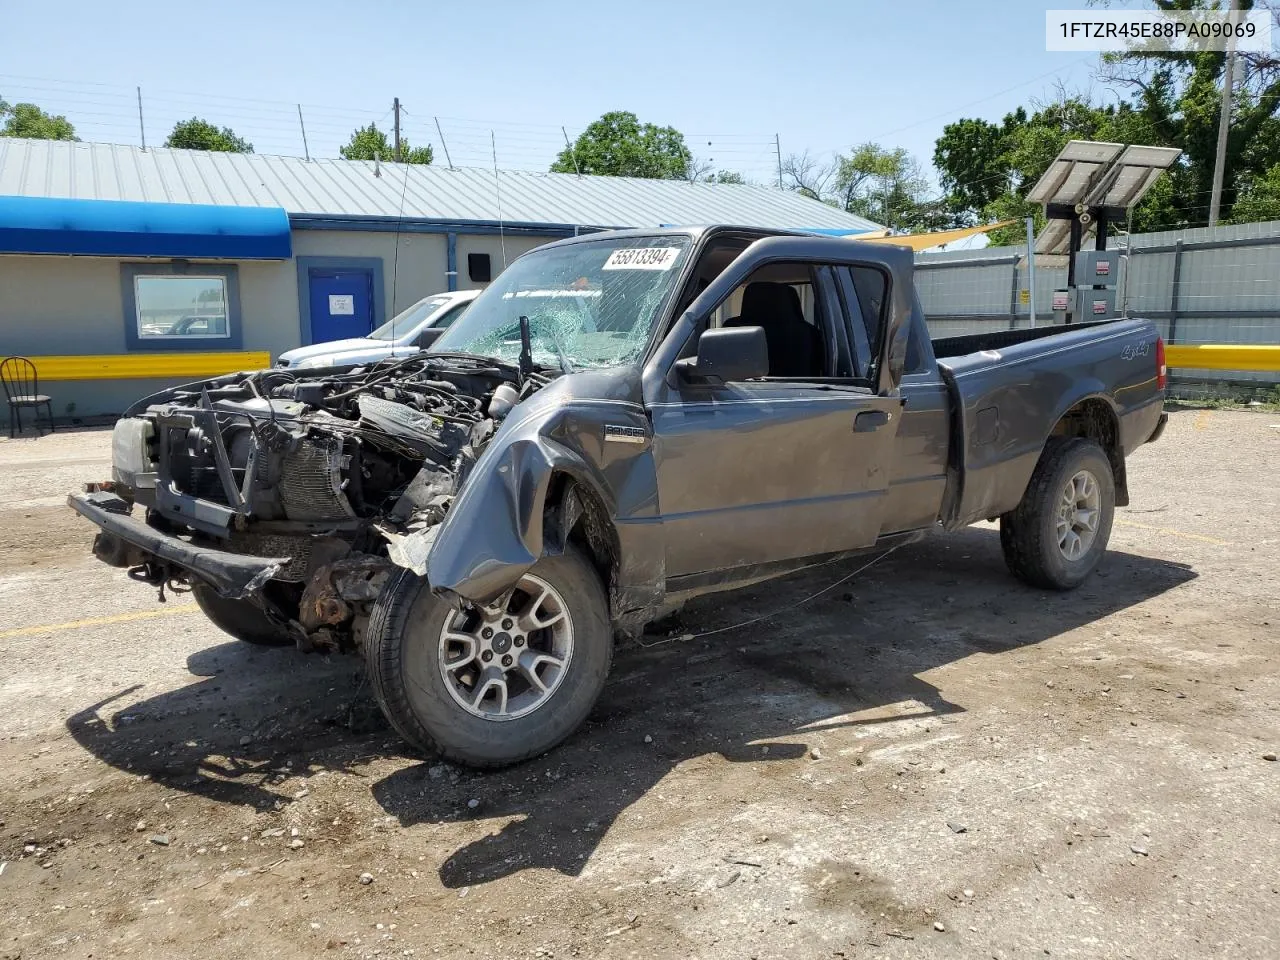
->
[1000,437,1115,591]
[191,582,295,646]
[364,543,612,768]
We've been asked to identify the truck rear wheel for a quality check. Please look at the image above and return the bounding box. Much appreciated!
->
[191,582,295,647]
[364,543,612,768]
[1000,437,1115,591]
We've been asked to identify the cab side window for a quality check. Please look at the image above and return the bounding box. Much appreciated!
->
[709,263,854,379]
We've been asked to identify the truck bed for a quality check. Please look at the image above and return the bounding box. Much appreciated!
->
[931,319,1118,363]
[929,316,1164,531]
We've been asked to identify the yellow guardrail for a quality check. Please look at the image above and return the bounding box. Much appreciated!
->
[29,352,272,381]
[1164,344,1280,372]
[20,345,1280,380]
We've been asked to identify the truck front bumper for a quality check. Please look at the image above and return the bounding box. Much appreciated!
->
[68,491,286,600]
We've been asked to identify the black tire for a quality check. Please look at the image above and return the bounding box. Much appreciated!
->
[1000,437,1116,591]
[191,582,295,647]
[364,543,613,768]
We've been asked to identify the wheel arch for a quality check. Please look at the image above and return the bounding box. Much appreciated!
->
[543,471,622,617]
[1047,395,1127,507]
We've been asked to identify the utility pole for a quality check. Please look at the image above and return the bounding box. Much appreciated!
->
[1209,0,1240,226]
[775,133,783,189]
[393,97,402,162]
[136,87,146,150]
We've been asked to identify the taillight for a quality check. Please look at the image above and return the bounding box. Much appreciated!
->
[1155,336,1167,390]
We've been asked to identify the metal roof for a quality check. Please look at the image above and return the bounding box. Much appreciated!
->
[0,138,882,233]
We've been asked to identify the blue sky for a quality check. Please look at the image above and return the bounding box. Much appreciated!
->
[2,0,1140,187]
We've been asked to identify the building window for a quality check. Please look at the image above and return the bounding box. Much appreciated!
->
[121,263,242,351]
[134,276,229,340]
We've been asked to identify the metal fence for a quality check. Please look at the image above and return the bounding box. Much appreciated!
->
[915,218,1280,389]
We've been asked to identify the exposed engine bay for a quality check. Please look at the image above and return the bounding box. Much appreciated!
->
[104,353,550,652]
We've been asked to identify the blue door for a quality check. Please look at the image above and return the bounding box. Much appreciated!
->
[308,269,374,343]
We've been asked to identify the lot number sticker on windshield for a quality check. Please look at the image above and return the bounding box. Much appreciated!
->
[602,247,682,271]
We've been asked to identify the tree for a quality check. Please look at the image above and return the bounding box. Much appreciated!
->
[784,143,947,232]
[0,98,77,140]
[552,111,693,179]
[781,150,837,201]
[932,116,1009,222]
[936,1,1280,238]
[934,93,1165,244]
[704,169,746,184]
[165,117,253,153]
[339,123,432,164]
[1097,0,1280,226]
[1230,161,1280,222]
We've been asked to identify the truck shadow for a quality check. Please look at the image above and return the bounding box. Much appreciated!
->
[65,642,371,810]
[371,527,1195,887]
[63,527,1194,882]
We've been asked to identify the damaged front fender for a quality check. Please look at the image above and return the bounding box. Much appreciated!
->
[426,428,617,605]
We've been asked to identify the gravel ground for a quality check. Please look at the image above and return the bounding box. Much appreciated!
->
[1,408,1277,960]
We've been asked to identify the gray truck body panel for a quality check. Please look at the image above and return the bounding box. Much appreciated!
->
[71,226,1166,636]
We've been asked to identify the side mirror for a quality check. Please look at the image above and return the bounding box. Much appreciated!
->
[676,326,769,382]
[417,327,446,350]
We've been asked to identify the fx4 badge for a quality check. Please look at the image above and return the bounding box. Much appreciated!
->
[604,424,647,444]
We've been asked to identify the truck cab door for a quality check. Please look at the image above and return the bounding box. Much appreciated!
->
[641,236,912,587]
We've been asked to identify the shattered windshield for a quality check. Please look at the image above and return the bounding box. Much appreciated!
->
[431,236,691,369]
[369,295,455,341]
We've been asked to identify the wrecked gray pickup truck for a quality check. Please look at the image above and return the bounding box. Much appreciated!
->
[70,226,1168,767]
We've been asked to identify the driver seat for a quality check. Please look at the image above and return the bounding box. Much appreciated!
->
[723,282,822,378]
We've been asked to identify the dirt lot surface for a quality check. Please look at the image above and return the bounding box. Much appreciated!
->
[1,409,1278,960]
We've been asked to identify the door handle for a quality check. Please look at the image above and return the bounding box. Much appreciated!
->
[854,409,890,432]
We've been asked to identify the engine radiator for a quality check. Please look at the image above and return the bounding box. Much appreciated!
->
[279,435,356,521]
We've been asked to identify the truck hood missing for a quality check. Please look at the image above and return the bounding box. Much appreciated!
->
[103,353,651,639]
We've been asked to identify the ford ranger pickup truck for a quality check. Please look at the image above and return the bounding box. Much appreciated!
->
[69,226,1168,767]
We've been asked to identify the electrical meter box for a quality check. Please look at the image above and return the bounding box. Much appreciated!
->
[1075,287,1117,321]
[1074,250,1120,286]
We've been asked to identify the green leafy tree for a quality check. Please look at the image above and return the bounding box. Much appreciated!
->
[932,117,1010,222]
[1230,161,1280,222]
[938,1,1280,237]
[704,169,746,184]
[1097,0,1280,226]
[164,117,253,153]
[0,98,77,140]
[339,123,432,164]
[935,95,1163,244]
[552,111,693,179]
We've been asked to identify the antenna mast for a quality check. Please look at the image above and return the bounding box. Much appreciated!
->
[561,126,582,177]
[434,117,455,170]
[297,104,311,161]
[491,131,507,269]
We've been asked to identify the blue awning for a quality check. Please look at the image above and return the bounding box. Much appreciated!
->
[0,196,292,259]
